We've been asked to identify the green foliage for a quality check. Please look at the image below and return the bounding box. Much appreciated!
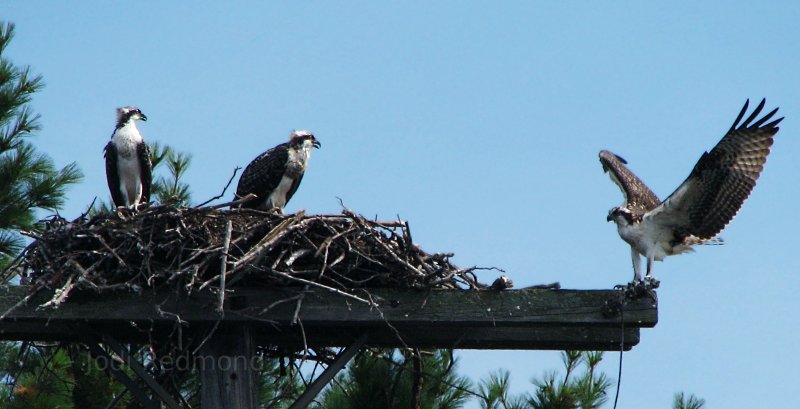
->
[0,343,131,409]
[150,141,192,206]
[673,392,705,409]
[66,346,123,409]
[526,351,611,409]
[257,358,305,409]
[476,351,611,409]
[0,341,306,409]
[477,370,528,409]
[0,21,83,269]
[0,344,74,409]
[318,349,472,409]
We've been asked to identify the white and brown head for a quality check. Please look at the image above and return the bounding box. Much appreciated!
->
[115,106,147,128]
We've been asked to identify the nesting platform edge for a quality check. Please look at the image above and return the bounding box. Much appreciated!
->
[0,285,657,351]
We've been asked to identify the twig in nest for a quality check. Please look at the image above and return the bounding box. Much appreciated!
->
[267,268,377,307]
[228,210,306,274]
[86,233,129,270]
[0,242,34,284]
[40,273,77,309]
[216,220,233,313]
[349,211,426,277]
[195,166,241,208]
[191,319,222,355]
[207,193,257,210]
[74,197,98,222]
[198,207,289,290]
[0,285,44,320]
[254,294,303,315]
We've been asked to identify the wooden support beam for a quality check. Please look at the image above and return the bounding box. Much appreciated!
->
[102,387,127,409]
[288,334,368,409]
[0,285,656,351]
[198,326,258,409]
[85,342,160,409]
[99,334,182,409]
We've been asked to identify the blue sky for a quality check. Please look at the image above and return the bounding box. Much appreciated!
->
[5,2,800,407]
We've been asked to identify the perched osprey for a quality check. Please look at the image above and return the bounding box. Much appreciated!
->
[235,130,321,210]
[600,99,782,282]
[104,106,152,209]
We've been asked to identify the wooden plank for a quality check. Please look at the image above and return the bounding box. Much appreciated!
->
[0,285,654,351]
[0,321,640,351]
[0,286,656,327]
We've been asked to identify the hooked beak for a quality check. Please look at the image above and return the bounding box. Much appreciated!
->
[606,214,613,222]
[312,139,321,149]
[140,113,148,121]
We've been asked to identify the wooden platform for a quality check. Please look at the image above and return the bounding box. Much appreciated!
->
[0,285,656,351]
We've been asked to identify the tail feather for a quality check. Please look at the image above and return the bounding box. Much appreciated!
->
[686,236,724,246]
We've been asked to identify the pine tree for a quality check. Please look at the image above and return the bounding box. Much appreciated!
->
[318,349,472,409]
[673,392,705,409]
[149,141,192,205]
[476,351,611,409]
[0,21,82,271]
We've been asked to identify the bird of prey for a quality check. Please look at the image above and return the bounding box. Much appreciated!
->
[600,99,782,282]
[104,106,152,209]
[235,130,321,211]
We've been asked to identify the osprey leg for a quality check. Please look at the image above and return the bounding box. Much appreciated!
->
[630,247,642,281]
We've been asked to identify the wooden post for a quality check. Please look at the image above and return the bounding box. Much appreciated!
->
[198,326,257,409]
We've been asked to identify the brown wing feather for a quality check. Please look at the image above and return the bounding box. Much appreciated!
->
[137,142,152,204]
[683,99,782,238]
[235,143,290,209]
[599,150,661,219]
[104,142,125,207]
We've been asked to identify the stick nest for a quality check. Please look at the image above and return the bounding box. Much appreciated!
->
[10,205,494,305]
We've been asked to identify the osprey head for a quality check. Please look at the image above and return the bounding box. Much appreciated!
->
[607,207,634,225]
[116,106,147,126]
[288,130,321,149]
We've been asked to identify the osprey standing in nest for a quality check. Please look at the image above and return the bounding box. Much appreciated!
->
[600,99,782,283]
[235,130,321,211]
[104,106,152,209]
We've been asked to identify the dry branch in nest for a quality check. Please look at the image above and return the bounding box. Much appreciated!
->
[8,204,495,308]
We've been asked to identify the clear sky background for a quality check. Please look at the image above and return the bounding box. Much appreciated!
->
[5,2,800,408]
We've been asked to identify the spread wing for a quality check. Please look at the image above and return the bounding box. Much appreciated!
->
[599,150,661,218]
[103,142,126,207]
[647,99,782,239]
[138,142,152,204]
[235,143,289,208]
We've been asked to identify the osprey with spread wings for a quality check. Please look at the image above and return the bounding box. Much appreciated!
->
[600,99,782,282]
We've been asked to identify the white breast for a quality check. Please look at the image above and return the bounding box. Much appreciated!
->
[266,176,293,209]
[112,124,144,206]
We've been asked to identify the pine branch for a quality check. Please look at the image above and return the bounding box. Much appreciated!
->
[0,20,82,270]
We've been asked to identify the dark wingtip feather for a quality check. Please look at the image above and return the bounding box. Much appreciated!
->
[728,99,750,134]
[740,98,767,129]
[767,116,784,131]
[751,106,779,129]
[599,150,628,164]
